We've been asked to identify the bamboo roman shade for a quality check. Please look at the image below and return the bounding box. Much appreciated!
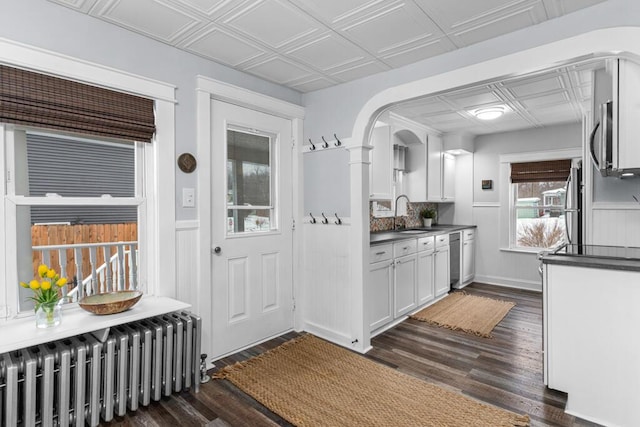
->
[510,159,571,183]
[0,65,155,142]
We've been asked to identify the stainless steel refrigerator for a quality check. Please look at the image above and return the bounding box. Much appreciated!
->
[564,160,583,246]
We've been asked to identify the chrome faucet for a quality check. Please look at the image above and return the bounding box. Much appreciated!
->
[393,194,410,230]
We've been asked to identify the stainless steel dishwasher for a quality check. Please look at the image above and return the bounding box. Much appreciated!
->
[449,232,460,289]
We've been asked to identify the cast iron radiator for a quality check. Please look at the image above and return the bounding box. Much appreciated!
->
[0,310,201,426]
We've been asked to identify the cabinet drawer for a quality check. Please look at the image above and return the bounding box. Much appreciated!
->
[393,239,417,258]
[369,244,393,263]
[463,228,476,241]
[417,236,435,252]
[435,234,449,248]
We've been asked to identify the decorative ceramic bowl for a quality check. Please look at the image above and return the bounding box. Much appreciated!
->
[79,290,143,315]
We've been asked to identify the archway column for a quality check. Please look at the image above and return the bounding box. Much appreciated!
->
[346,143,373,352]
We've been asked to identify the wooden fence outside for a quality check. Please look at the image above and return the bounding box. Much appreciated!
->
[31,223,138,285]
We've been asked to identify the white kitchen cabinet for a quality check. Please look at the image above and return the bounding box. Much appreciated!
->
[416,236,435,305]
[442,152,455,201]
[369,125,393,199]
[427,134,443,202]
[394,253,417,317]
[368,243,393,331]
[461,228,475,285]
[434,234,450,297]
[369,234,445,333]
[543,262,640,427]
[393,240,417,317]
[405,133,455,202]
[368,259,394,331]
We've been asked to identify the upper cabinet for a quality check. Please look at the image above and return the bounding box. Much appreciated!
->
[405,133,456,202]
[428,134,455,202]
[369,125,394,199]
[369,114,426,201]
[369,113,456,203]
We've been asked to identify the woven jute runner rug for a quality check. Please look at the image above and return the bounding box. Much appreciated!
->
[410,291,515,337]
[216,334,529,427]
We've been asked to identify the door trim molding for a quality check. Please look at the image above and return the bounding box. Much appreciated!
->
[196,77,304,358]
[196,76,305,119]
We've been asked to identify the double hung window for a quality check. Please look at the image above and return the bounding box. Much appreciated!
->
[510,159,571,250]
[0,54,173,320]
[4,128,144,312]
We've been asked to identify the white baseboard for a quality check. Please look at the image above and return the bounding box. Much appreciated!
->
[302,320,360,351]
[474,274,541,292]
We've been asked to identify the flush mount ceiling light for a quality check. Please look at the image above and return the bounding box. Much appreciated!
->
[472,106,506,120]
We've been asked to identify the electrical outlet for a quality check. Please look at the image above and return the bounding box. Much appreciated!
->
[182,188,195,207]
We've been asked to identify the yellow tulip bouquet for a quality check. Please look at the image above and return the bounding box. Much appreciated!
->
[20,264,68,313]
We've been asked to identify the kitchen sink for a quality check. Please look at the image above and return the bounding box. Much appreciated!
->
[398,230,429,234]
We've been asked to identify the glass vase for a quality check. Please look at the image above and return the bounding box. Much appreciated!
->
[35,302,62,328]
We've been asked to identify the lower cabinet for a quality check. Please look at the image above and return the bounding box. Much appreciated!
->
[394,253,417,317]
[369,234,447,334]
[434,235,450,297]
[461,228,476,285]
[369,259,394,331]
[417,238,435,305]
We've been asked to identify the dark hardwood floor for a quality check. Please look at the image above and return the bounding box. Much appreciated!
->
[103,283,601,427]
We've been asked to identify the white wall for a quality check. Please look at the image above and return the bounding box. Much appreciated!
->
[0,0,302,223]
[468,123,582,290]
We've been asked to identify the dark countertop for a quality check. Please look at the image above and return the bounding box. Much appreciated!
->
[542,254,640,272]
[370,224,477,245]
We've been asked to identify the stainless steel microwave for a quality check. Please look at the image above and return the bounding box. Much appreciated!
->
[589,59,640,178]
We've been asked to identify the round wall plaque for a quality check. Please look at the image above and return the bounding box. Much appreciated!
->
[177,153,197,173]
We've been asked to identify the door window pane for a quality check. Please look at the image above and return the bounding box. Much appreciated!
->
[226,128,274,234]
[515,181,566,249]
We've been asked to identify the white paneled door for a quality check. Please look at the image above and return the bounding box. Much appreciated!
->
[210,100,293,360]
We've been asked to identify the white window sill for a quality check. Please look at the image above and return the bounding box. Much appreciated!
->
[0,295,190,354]
[499,247,543,254]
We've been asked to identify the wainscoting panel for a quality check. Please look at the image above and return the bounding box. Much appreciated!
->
[301,222,352,346]
[176,220,199,311]
[591,206,640,246]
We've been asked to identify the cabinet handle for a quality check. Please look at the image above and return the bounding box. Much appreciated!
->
[403,246,409,250]
[375,251,386,256]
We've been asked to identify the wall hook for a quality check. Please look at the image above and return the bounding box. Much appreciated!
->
[308,138,316,151]
[334,134,342,147]
[334,213,342,225]
[309,212,316,224]
[321,213,329,224]
[321,136,329,148]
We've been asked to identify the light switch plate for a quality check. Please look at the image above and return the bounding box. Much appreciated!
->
[182,188,195,207]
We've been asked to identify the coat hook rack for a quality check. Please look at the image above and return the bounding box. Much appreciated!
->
[309,212,316,224]
[321,136,329,148]
[334,213,342,225]
[334,134,342,147]
[308,138,316,151]
[321,213,329,224]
